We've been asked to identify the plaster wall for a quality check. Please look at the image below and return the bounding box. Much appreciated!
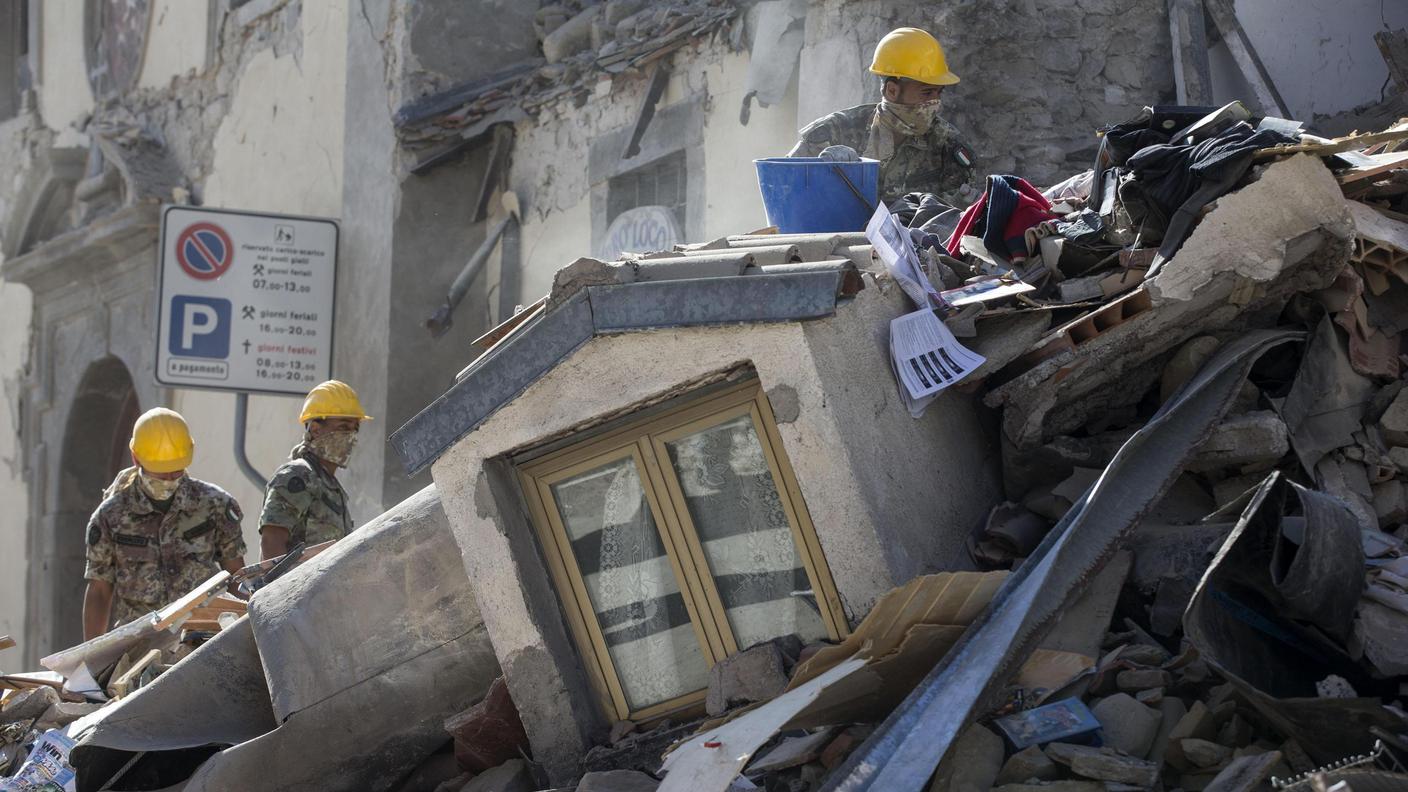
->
[36,1,94,145]
[0,116,32,668]
[509,44,800,307]
[0,276,31,668]
[137,0,210,91]
[175,0,352,553]
[431,279,999,777]
[1210,0,1408,120]
[801,0,1176,184]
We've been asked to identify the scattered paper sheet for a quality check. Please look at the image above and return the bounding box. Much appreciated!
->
[866,204,944,309]
[889,309,986,416]
[0,729,77,791]
[941,278,1036,307]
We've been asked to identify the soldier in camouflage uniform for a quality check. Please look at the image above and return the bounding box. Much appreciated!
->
[789,27,980,208]
[83,408,246,639]
[259,381,370,560]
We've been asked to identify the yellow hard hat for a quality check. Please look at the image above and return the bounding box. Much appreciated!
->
[299,380,372,424]
[129,408,194,474]
[869,27,960,86]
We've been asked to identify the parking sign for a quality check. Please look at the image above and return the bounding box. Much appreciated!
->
[156,206,338,395]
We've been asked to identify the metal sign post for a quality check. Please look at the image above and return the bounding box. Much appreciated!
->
[155,205,339,490]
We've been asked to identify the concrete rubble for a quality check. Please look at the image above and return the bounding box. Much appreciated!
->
[8,51,1408,792]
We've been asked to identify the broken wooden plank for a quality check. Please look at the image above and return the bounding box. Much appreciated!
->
[154,571,231,631]
[1254,128,1408,160]
[1337,151,1408,186]
[110,648,161,699]
[1376,30,1408,95]
[1204,0,1289,117]
[0,635,14,652]
[471,297,547,352]
[623,62,671,160]
[1167,0,1213,105]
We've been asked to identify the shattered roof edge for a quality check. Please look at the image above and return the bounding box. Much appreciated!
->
[389,269,848,476]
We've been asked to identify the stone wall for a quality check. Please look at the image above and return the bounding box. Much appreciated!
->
[803,0,1176,186]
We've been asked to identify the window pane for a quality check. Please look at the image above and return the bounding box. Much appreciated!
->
[665,414,829,650]
[551,456,710,711]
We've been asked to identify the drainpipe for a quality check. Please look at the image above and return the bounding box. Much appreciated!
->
[233,392,268,491]
[425,192,521,338]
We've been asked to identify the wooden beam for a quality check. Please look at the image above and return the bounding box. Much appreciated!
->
[154,570,231,631]
[0,635,15,652]
[110,649,161,699]
[1168,0,1213,105]
[1254,128,1408,160]
[622,62,671,161]
[1203,0,1290,117]
[1338,151,1408,186]
[1376,29,1408,95]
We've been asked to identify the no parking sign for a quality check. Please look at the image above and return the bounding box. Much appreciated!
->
[156,206,338,395]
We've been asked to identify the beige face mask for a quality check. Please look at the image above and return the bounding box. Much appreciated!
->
[309,430,359,467]
[877,98,941,137]
[139,471,184,501]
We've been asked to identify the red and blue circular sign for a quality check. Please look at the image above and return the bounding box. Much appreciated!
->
[175,222,234,280]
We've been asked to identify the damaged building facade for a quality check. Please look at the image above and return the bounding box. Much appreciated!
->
[0,0,1403,749]
[4,0,1408,790]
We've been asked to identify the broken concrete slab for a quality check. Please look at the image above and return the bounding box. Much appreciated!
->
[1040,551,1132,659]
[1046,742,1161,787]
[1202,750,1283,792]
[1181,738,1234,769]
[929,724,1005,792]
[1161,336,1222,403]
[987,154,1353,450]
[1090,693,1162,758]
[1115,669,1172,693]
[1149,698,1188,767]
[0,686,59,725]
[969,312,1055,381]
[995,745,1060,785]
[706,642,790,716]
[1380,386,1408,447]
[1282,317,1377,472]
[577,769,660,792]
[1188,411,1289,472]
[463,758,533,792]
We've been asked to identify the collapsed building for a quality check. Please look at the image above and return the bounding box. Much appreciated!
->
[5,2,1408,792]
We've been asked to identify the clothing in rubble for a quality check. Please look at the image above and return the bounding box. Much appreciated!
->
[259,442,354,548]
[85,467,245,629]
[789,102,980,207]
[1128,122,1296,265]
[943,175,1058,261]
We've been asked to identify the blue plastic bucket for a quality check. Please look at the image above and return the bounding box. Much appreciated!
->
[754,157,881,234]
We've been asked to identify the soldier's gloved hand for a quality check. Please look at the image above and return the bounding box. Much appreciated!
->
[819,145,860,163]
[908,228,946,254]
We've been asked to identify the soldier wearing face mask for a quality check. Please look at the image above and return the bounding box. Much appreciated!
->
[258,380,369,561]
[788,27,980,207]
[83,408,247,639]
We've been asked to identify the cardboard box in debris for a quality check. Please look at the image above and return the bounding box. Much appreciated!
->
[9,104,1408,791]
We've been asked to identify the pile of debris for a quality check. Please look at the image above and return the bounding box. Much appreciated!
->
[392,108,1408,792]
[0,545,325,788]
[395,0,737,157]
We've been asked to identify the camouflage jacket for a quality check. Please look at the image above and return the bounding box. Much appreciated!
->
[259,445,352,548]
[85,468,245,629]
[790,103,980,207]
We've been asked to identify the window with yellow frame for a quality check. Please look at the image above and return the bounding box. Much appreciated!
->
[516,379,848,722]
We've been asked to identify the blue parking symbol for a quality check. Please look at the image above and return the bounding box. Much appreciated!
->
[170,296,231,358]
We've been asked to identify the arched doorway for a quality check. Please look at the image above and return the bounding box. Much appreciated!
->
[52,357,139,649]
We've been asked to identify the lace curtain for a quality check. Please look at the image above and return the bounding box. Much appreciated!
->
[552,456,709,710]
[665,414,828,649]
